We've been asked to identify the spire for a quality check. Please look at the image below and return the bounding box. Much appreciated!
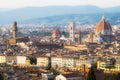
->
[102,15,105,20]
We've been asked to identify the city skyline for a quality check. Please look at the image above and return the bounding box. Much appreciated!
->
[0,0,120,9]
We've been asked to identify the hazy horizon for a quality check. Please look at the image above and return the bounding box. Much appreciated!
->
[0,0,120,9]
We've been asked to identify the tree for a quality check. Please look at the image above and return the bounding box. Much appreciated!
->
[110,58,116,67]
[0,74,4,80]
[50,67,55,73]
[30,57,37,65]
[105,58,116,70]
[46,65,51,70]
[86,67,96,80]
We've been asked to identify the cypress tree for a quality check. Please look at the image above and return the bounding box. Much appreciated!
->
[86,67,96,80]
[0,74,4,80]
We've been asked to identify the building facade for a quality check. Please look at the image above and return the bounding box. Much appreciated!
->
[63,57,75,68]
[16,56,27,65]
[0,55,6,64]
[37,57,49,67]
[97,60,120,72]
[6,56,17,64]
[55,74,83,80]
[51,57,63,68]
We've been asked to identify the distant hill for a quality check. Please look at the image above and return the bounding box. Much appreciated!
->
[25,13,120,25]
[0,5,120,24]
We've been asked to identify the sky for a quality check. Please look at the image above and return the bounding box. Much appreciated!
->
[0,0,120,9]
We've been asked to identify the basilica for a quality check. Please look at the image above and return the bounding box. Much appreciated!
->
[93,16,115,43]
[84,16,115,43]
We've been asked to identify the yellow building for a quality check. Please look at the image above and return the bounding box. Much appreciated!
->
[0,55,6,64]
[9,39,17,45]
[64,44,88,51]
[26,59,30,65]
[97,61,120,72]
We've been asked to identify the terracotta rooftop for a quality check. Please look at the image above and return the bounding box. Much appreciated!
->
[96,16,112,32]
[52,29,61,35]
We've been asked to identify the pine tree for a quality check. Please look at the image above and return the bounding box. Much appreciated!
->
[86,67,96,80]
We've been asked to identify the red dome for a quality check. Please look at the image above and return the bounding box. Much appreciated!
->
[96,17,112,32]
[52,29,61,35]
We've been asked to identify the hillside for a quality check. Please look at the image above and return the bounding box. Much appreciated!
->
[0,5,120,24]
[24,13,120,25]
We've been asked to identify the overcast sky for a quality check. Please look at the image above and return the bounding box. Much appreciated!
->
[0,0,120,9]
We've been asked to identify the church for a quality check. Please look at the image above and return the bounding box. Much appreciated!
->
[92,16,115,43]
[69,16,115,44]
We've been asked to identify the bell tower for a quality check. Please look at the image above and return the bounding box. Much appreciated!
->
[12,21,18,39]
[69,22,75,42]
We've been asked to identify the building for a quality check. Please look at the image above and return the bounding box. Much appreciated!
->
[86,16,115,43]
[63,57,75,68]
[0,55,6,64]
[6,56,17,64]
[97,60,120,72]
[17,42,29,50]
[26,59,30,65]
[74,32,82,43]
[6,55,27,65]
[16,56,27,65]
[69,22,75,42]
[9,21,18,45]
[69,22,82,43]
[95,16,114,43]
[41,72,55,80]
[78,31,82,44]
[52,29,61,38]
[64,44,88,51]
[88,32,93,43]
[37,57,49,67]
[55,74,83,80]
[12,21,17,39]
[51,57,63,68]
[75,59,91,68]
